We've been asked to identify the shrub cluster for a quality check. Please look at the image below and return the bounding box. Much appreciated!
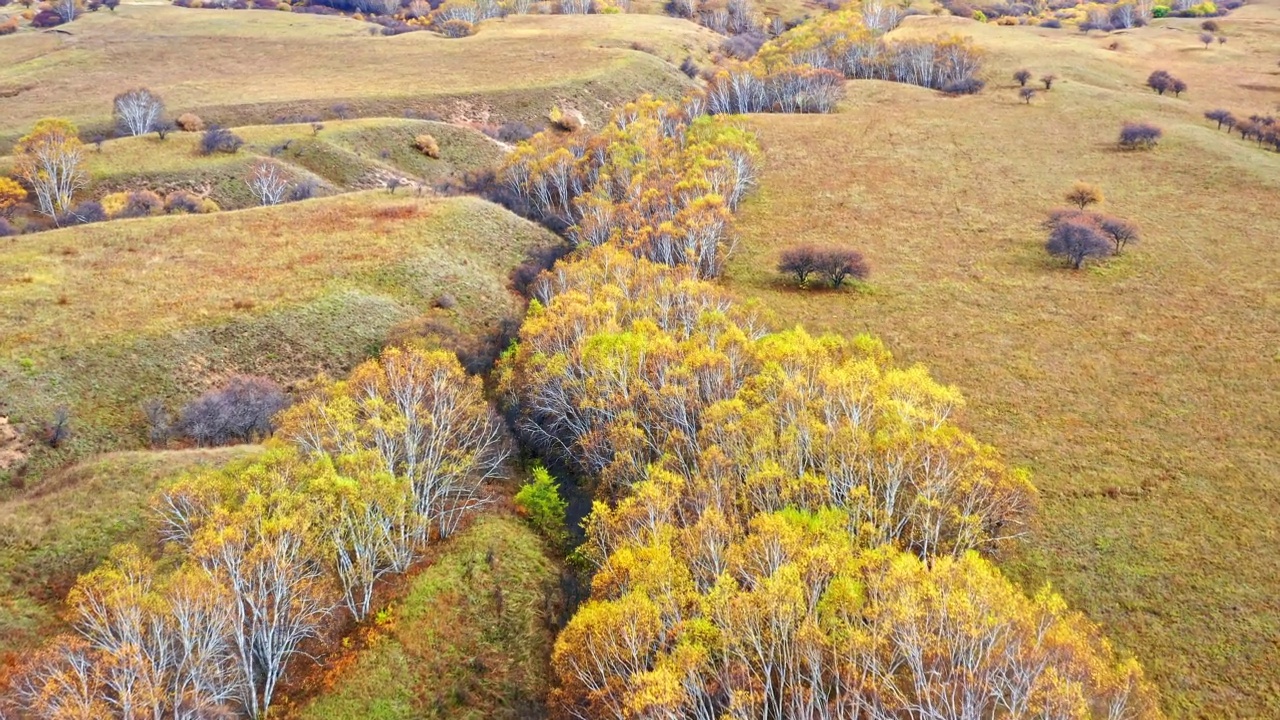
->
[175,112,205,132]
[199,125,244,155]
[176,375,289,446]
[1119,121,1163,149]
[1147,69,1187,97]
[414,133,441,158]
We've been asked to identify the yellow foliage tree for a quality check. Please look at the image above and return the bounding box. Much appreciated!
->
[0,177,25,218]
[13,118,87,222]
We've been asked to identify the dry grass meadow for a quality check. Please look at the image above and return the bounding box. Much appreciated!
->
[729,7,1280,717]
[0,6,721,149]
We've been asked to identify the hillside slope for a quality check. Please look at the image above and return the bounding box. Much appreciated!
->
[0,192,561,486]
[730,10,1280,717]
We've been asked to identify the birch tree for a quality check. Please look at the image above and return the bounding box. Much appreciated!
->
[13,118,88,222]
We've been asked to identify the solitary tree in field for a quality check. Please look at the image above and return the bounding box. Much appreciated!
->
[1014,68,1032,87]
[1200,19,1219,32]
[1119,121,1162,149]
[114,88,166,137]
[1171,78,1187,97]
[13,119,88,223]
[246,160,290,206]
[1065,181,1104,209]
[1217,35,1226,45]
[1020,87,1036,104]
[1046,216,1112,269]
[1041,73,1058,90]
[1199,32,1214,49]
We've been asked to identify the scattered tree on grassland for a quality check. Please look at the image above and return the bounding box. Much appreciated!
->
[1205,108,1232,129]
[778,244,867,287]
[245,160,290,206]
[777,244,821,284]
[1013,68,1032,86]
[1020,86,1036,103]
[1065,180,1104,209]
[1119,121,1163,149]
[113,88,165,137]
[1147,69,1177,95]
[1048,208,1142,255]
[13,118,88,223]
[1199,31,1215,48]
[1041,73,1058,90]
[1046,215,1114,269]
[1098,213,1141,252]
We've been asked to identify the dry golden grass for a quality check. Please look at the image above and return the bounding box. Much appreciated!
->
[729,9,1280,718]
[0,6,721,148]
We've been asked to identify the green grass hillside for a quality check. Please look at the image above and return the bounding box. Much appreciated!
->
[0,6,720,149]
[0,192,561,487]
[0,446,258,657]
[294,513,560,720]
[730,9,1280,717]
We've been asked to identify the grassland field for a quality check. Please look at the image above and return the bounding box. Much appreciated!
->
[1,1,1278,717]
[0,6,724,151]
[730,8,1280,717]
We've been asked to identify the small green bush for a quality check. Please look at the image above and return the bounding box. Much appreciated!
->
[1152,5,1170,16]
[514,463,568,549]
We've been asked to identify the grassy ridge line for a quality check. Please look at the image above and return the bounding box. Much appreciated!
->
[729,12,1280,716]
[0,192,561,486]
[0,8,717,149]
[0,118,508,209]
[0,445,260,657]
